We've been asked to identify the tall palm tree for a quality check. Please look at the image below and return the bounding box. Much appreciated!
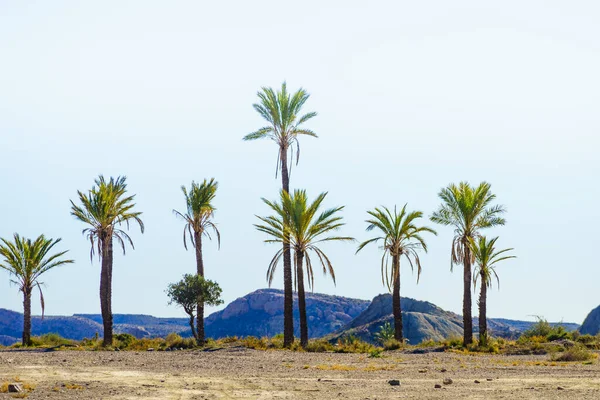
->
[469,236,515,345]
[70,175,144,346]
[0,234,73,345]
[173,179,221,345]
[255,190,352,348]
[244,82,317,347]
[356,205,436,342]
[430,181,505,345]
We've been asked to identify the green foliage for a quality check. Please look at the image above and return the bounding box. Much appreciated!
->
[417,338,437,348]
[173,179,220,250]
[113,333,137,348]
[240,336,271,350]
[166,274,224,316]
[442,337,464,349]
[469,236,516,289]
[0,234,74,322]
[304,339,333,353]
[522,317,569,342]
[335,335,378,354]
[244,82,318,169]
[255,189,352,288]
[357,205,436,289]
[382,338,403,351]
[551,345,597,362]
[29,333,76,348]
[373,322,395,344]
[70,175,144,260]
[576,334,600,349]
[164,333,196,349]
[368,348,383,358]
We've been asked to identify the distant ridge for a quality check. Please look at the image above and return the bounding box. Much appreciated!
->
[0,290,582,344]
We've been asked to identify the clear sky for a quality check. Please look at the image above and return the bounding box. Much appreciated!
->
[1,1,598,324]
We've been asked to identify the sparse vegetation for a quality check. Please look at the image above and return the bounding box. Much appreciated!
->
[551,344,597,362]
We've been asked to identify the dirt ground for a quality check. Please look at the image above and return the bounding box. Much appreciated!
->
[1,346,599,399]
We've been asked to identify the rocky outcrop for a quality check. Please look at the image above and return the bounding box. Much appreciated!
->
[333,294,580,344]
[205,289,370,339]
[580,305,600,335]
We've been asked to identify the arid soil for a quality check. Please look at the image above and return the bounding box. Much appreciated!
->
[1,346,599,399]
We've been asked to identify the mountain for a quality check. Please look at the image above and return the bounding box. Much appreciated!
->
[0,290,581,344]
[579,305,600,335]
[332,293,580,344]
[205,289,370,338]
[74,314,190,337]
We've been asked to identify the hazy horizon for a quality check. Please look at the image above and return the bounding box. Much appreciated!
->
[1,1,598,325]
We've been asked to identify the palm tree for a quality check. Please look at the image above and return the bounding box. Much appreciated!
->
[469,236,515,345]
[173,179,221,345]
[430,181,505,345]
[0,234,73,345]
[70,175,144,346]
[244,82,318,347]
[255,190,352,348]
[356,205,436,342]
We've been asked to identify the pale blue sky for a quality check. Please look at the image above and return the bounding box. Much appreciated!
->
[1,1,598,324]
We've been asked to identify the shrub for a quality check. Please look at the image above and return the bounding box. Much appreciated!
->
[373,322,394,344]
[335,335,378,353]
[165,333,196,349]
[29,333,76,348]
[547,326,569,341]
[417,338,437,348]
[240,336,269,350]
[368,348,383,358]
[305,339,334,353]
[382,339,403,351]
[113,333,137,348]
[442,337,463,348]
[551,345,597,362]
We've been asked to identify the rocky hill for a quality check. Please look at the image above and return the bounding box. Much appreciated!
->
[205,289,370,338]
[580,305,600,335]
[0,290,581,344]
[331,294,579,344]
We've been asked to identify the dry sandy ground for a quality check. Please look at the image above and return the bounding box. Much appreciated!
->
[1,346,599,399]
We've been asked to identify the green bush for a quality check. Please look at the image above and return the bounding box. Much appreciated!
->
[373,322,394,344]
[551,345,597,362]
[382,338,403,350]
[417,338,437,348]
[113,333,137,349]
[164,333,196,349]
[335,335,378,353]
[305,339,334,353]
[29,333,76,347]
[368,348,383,358]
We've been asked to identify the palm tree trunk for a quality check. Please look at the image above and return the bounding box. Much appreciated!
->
[463,243,473,345]
[100,235,113,346]
[392,255,403,342]
[194,231,205,346]
[280,146,294,348]
[479,273,488,346]
[296,251,308,348]
[22,286,32,346]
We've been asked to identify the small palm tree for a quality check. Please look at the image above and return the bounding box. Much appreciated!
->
[0,234,73,345]
[244,82,318,347]
[469,236,515,345]
[70,175,144,346]
[255,190,352,348]
[430,182,505,345]
[173,179,221,345]
[357,205,436,341]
